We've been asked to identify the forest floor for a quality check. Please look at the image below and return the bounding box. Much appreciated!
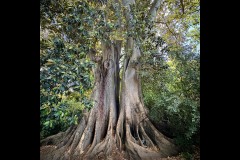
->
[40,145,200,160]
[109,145,200,160]
[160,146,200,160]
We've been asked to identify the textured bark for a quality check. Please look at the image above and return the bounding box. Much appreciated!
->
[115,38,178,159]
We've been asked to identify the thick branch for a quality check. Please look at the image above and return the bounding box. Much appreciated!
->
[180,0,184,14]
[156,21,179,41]
[149,0,162,21]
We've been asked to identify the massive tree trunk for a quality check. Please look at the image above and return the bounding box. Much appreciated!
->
[40,41,178,160]
[115,37,178,159]
[40,0,179,159]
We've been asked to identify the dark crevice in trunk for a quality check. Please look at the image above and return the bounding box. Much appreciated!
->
[90,121,96,145]
[116,79,120,118]
[115,70,120,120]
[138,129,143,143]
[133,125,139,141]
[116,97,120,119]
[114,42,121,122]
[122,117,126,147]
[98,73,106,119]
[102,111,109,140]
[125,57,130,72]
[144,126,157,146]
[150,119,174,139]
[144,125,158,146]
[130,124,135,139]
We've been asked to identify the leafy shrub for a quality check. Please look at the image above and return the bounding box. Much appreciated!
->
[40,23,95,139]
[142,50,200,152]
[40,92,93,140]
[181,152,193,160]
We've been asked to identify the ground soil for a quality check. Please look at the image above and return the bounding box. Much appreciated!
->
[40,145,200,160]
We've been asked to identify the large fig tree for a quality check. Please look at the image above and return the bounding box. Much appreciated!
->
[39,0,199,159]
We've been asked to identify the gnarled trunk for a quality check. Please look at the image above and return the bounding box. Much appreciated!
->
[40,41,178,160]
[116,38,178,159]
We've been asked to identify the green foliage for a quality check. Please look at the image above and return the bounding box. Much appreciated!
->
[40,0,96,139]
[157,0,200,52]
[40,92,93,139]
[142,47,200,152]
[40,32,94,139]
[181,151,193,160]
[140,0,200,152]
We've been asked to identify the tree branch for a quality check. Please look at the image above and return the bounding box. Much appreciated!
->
[180,0,184,14]
[155,21,179,41]
[148,0,162,21]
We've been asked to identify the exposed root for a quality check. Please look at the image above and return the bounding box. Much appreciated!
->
[121,117,179,160]
[40,132,65,146]
[41,105,179,160]
[40,42,179,160]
